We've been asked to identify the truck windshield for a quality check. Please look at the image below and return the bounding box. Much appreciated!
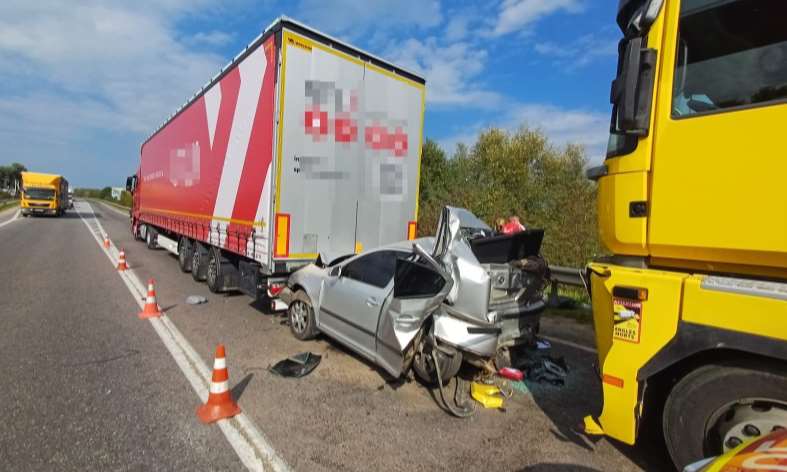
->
[672,0,787,117]
[24,188,55,200]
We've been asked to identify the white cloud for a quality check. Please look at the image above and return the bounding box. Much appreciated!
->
[296,0,442,38]
[384,37,502,108]
[439,103,610,163]
[490,0,584,37]
[534,33,617,69]
[444,15,471,42]
[0,0,228,138]
[186,30,235,47]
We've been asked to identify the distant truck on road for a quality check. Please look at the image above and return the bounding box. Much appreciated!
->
[20,172,69,217]
[126,17,425,307]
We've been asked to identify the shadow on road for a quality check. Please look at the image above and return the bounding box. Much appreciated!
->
[515,338,674,471]
[232,373,254,401]
[517,464,602,472]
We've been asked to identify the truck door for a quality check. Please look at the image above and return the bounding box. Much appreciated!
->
[648,0,787,270]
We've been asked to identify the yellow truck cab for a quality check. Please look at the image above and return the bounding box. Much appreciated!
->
[20,172,69,217]
[585,0,787,469]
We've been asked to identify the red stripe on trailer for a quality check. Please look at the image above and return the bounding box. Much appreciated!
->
[226,38,277,254]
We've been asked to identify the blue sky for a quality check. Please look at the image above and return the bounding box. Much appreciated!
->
[0,0,620,187]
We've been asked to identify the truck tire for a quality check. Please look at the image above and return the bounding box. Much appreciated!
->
[145,226,158,249]
[663,362,787,470]
[288,290,318,340]
[206,247,225,293]
[178,237,193,273]
[191,243,208,282]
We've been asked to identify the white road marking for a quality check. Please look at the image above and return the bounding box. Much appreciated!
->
[542,335,597,354]
[0,209,20,229]
[75,201,291,472]
[94,200,129,217]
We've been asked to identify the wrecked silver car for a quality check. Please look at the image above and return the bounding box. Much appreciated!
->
[280,206,548,387]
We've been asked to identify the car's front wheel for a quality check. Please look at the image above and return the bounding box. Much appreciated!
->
[288,290,317,340]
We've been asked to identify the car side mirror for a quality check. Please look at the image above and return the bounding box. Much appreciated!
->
[330,265,342,278]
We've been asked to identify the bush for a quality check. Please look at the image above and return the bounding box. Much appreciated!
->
[417,128,602,268]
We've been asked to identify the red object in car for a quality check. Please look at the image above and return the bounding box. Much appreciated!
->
[498,367,524,381]
[268,283,285,297]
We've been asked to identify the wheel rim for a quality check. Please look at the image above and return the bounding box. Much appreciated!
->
[708,398,787,452]
[192,251,200,272]
[207,254,217,286]
[179,243,186,265]
[290,301,307,333]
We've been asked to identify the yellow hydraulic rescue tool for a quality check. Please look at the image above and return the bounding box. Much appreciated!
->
[584,0,787,469]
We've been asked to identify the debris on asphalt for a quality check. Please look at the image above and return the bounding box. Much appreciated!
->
[536,338,551,350]
[186,295,208,305]
[269,352,321,378]
[524,356,569,386]
[508,380,530,395]
[498,367,524,381]
[470,382,504,409]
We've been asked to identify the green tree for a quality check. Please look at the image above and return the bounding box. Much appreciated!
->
[416,127,601,267]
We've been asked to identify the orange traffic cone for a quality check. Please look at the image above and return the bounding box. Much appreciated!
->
[103,235,110,249]
[197,344,241,424]
[138,278,162,319]
[117,249,128,271]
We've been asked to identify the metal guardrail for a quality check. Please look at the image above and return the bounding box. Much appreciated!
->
[548,265,585,306]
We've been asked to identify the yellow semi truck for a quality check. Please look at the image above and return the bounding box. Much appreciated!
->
[584,0,787,469]
[20,172,69,217]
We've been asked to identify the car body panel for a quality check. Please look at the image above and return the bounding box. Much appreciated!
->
[285,207,547,377]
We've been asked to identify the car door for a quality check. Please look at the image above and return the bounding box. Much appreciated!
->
[318,250,402,361]
[375,256,452,377]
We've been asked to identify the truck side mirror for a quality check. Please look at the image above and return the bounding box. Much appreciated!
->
[610,37,657,136]
[125,176,133,192]
[330,265,342,278]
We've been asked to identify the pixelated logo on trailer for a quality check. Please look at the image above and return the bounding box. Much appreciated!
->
[303,80,408,156]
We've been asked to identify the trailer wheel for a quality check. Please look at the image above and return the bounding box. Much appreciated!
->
[145,226,158,249]
[663,362,787,470]
[178,237,193,273]
[191,243,208,282]
[288,290,317,340]
[206,247,225,293]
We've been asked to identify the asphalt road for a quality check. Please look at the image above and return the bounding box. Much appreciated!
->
[0,200,673,471]
[0,206,243,470]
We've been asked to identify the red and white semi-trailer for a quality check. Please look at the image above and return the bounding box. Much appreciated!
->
[126,17,426,306]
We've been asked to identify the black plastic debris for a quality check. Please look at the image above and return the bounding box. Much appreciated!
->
[269,352,321,378]
[522,355,569,386]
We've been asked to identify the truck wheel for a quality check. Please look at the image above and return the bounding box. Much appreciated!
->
[288,290,317,340]
[145,226,158,249]
[178,237,193,273]
[663,363,787,469]
[191,243,208,282]
[206,247,225,293]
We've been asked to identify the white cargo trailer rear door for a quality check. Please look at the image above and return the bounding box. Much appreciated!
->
[273,29,424,262]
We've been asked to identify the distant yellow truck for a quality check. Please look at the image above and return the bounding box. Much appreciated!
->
[20,172,69,217]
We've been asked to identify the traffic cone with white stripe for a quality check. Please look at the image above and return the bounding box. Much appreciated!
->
[103,235,110,249]
[197,344,241,424]
[138,278,162,319]
[117,249,128,271]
